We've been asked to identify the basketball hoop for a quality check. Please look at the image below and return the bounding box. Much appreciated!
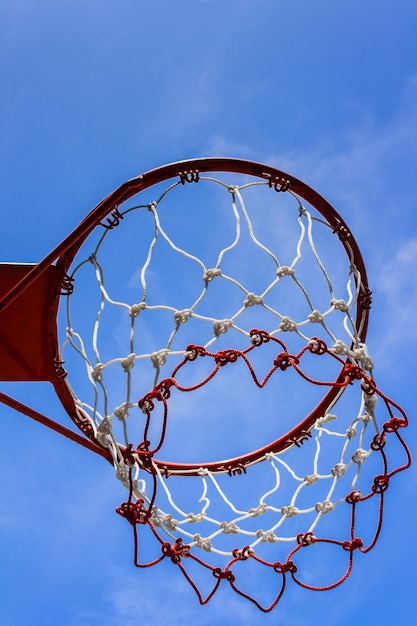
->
[0,158,410,612]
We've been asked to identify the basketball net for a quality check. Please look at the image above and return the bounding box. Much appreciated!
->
[58,163,410,611]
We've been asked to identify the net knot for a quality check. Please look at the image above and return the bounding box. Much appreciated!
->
[371,432,386,451]
[346,490,362,504]
[162,538,190,563]
[187,512,206,523]
[161,514,178,531]
[342,537,364,552]
[213,319,233,336]
[220,521,240,534]
[138,395,154,413]
[353,344,374,370]
[281,505,299,518]
[203,268,221,282]
[193,534,212,552]
[332,463,348,477]
[256,529,278,543]
[304,474,319,486]
[115,462,129,482]
[274,352,299,370]
[129,302,146,318]
[315,500,334,514]
[153,377,175,400]
[116,498,147,526]
[244,293,263,307]
[150,349,170,368]
[184,344,206,361]
[250,329,270,345]
[331,340,350,355]
[372,474,390,494]
[96,417,113,446]
[97,416,112,435]
[361,377,377,396]
[213,568,235,582]
[174,309,193,324]
[352,448,369,464]
[114,403,130,420]
[344,363,365,383]
[331,298,350,312]
[346,425,357,438]
[383,416,407,433]
[279,316,297,332]
[91,362,104,382]
[120,353,136,372]
[215,349,240,366]
[122,443,140,466]
[308,310,324,323]
[232,546,254,560]
[249,504,267,517]
[308,338,328,355]
[276,266,295,278]
[276,560,297,574]
[315,413,337,427]
[297,532,316,546]
[365,394,377,413]
[150,508,163,527]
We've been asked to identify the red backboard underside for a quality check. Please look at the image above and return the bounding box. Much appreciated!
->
[0,263,61,381]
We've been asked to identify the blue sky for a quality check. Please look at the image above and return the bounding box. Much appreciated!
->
[1,1,417,624]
